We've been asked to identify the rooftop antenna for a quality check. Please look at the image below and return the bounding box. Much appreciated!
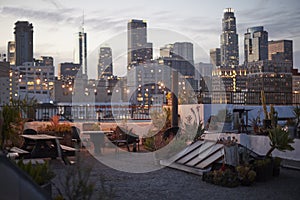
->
[81,10,85,32]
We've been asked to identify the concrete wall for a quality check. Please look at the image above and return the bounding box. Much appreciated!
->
[203,133,300,161]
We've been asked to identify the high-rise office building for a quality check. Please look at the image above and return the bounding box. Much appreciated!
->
[14,21,33,66]
[268,40,293,65]
[210,48,221,67]
[220,8,239,67]
[244,26,268,63]
[173,42,194,64]
[98,46,113,79]
[127,19,152,66]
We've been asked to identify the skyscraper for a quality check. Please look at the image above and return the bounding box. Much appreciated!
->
[78,31,87,76]
[98,46,113,79]
[244,26,268,63]
[127,19,152,66]
[14,21,33,66]
[220,8,239,67]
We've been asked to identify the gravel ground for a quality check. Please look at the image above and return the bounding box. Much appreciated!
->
[50,150,300,200]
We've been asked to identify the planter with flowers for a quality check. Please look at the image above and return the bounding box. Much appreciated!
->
[38,115,72,146]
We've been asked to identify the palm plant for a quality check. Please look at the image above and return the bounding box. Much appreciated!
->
[266,127,295,157]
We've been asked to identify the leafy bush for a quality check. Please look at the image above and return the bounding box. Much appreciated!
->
[16,159,55,185]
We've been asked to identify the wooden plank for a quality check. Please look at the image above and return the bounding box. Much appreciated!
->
[10,147,29,154]
[22,134,61,140]
[196,148,224,169]
[60,144,76,152]
[164,140,205,164]
[185,144,224,167]
[176,141,215,164]
[160,160,210,176]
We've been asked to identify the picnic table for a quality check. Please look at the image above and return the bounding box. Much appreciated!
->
[20,134,76,163]
[21,134,62,159]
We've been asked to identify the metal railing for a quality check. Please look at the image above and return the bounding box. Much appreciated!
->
[1,91,299,121]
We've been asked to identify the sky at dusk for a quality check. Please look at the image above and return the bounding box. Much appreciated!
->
[0,0,299,78]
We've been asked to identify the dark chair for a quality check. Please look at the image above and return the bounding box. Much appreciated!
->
[163,127,179,140]
[71,126,82,148]
[23,129,38,135]
[110,126,140,152]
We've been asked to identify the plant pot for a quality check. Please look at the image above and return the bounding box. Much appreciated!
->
[41,182,52,196]
[255,159,273,182]
[263,119,271,129]
[241,178,252,186]
[273,167,280,177]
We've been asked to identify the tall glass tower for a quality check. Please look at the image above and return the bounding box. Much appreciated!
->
[220,8,239,68]
[127,19,152,66]
[14,21,33,66]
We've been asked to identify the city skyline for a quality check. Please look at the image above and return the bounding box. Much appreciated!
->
[0,0,299,79]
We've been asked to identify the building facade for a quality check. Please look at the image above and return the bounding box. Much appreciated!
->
[210,48,221,67]
[0,61,10,105]
[12,60,55,103]
[172,42,194,64]
[14,21,33,66]
[292,69,300,104]
[246,60,293,104]
[268,40,293,65]
[7,41,16,66]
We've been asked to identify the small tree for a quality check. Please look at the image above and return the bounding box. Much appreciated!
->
[0,104,23,149]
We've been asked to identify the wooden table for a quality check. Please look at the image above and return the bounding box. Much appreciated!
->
[21,134,63,159]
[82,131,113,155]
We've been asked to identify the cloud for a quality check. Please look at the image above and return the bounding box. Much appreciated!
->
[238,6,300,39]
[40,0,63,9]
[0,6,77,25]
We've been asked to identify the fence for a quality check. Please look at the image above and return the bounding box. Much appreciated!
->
[0,91,299,121]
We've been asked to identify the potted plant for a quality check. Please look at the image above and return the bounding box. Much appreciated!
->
[254,157,273,181]
[203,165,240,188]
[236,165,256,186]
[255,127,294,181]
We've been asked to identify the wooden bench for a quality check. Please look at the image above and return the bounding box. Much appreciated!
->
[60,144,78,157]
